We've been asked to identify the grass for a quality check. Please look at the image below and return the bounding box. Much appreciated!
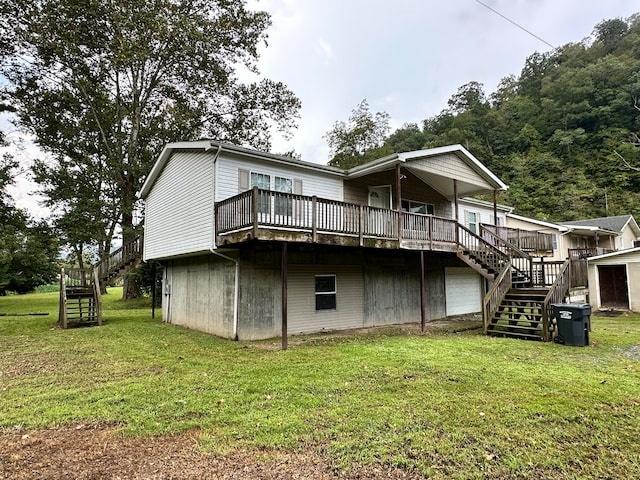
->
[1,289,640,478]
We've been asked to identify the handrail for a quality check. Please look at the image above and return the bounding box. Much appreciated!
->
[457,223,510,275]
[542,259,571,342]
[95,234,144,284]
[480,225,533,286]
[482,262,512,333]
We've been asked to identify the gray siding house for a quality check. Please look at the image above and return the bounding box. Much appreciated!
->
[139,141,508,341]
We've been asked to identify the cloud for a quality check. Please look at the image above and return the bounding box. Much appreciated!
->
[314,37,334,64]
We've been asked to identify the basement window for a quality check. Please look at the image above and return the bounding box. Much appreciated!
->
[315,275,337,311]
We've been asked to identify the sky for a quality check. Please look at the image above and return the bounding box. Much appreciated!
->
[3,0,640,218]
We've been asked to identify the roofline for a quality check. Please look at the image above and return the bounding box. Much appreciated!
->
[140,140,345,198]
[345,144,508,191]
[458,196,513,213]
[587,247,640,262]
[507,213,569,232]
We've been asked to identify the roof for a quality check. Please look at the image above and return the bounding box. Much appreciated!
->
[459,197,512,213]
[506,213,569,232]
[561,215,637,234]
[140,140,345,198]
[587,247,640,263]
[346,144,508,198]
[140,141,507,200]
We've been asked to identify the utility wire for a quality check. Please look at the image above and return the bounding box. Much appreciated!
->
[474,0,556,50]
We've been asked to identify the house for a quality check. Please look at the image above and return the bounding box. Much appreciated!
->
[560,215,640,256]
[139,140,517,341]
[588,248,640,311]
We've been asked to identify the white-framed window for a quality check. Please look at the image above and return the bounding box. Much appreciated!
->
[401,199,434,215]
[467,211,478,234]
[315,274,336,311]
[274,176,293,216]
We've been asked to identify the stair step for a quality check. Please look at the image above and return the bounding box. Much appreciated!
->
[487,329,545,340]
[490,320,543,330]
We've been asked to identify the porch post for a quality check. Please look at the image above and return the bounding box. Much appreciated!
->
[453,180,459,222]
[281,242,288,351]
[493,190,498,225]
[420,251,426,332]
[396,164,402,242]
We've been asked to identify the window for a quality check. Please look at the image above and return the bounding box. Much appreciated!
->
[315,275,336,311]
[274,176,293,216]
[251,173,271,214]
[401,199,434,215]
[467,211,478,234]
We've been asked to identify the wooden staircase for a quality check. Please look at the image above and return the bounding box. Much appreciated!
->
[58,235,143,328]
[457,224,571,341]
[486,287,549,341]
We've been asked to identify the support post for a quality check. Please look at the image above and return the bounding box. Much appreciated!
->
[493,190,498,226]
[311,195,318,243]
[252,186,259,239]
[359,204,364,247]
[420,251,426,332]
[396,164,403,243]
[453,179,459,244]
[151,262,157,319]
[281,242,288,351]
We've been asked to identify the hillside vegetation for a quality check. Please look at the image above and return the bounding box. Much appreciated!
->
[361,15,640,222]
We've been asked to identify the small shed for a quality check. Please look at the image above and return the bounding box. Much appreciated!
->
[587,248,640,311]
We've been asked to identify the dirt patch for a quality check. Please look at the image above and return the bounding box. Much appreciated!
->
[0,424,425,480]
[624,345,640,361]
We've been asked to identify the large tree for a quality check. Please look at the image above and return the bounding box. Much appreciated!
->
[1,0,301,297]
[325,100,392,169]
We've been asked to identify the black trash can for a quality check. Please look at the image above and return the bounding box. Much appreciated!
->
[552,303,591,346]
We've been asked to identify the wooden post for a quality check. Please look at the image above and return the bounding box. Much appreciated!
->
[420,251,426,332]
[252,186,259,239]
[311,195,317,243]
[359,204,364,247]
[396,164,403,243]
[453,179,459,244]
[493,190,498,226]
[281,242,288,351]
[151,262,157,319]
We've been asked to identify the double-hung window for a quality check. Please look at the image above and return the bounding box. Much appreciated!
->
[251,173,271,214]
[274,176,293,216]
[315,275,336,311]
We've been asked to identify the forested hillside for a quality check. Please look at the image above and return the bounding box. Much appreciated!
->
[335,15,640,222]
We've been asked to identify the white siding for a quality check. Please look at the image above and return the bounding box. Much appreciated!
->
[215,153,343,201]
[287,265,364,334]
[144,152,213,260]
[412,153,493,190]
[456,202,506,228]
[445,267,482,315]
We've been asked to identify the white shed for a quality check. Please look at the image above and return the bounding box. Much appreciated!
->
[587,248,640,311]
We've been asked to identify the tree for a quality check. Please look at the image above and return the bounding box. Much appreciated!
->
[1,0,301,298]
[0,156,59,295]
[325,100,392,168]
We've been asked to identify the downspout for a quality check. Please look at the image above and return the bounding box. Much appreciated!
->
[209,144,240,341]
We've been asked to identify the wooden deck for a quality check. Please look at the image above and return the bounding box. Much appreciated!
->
[215,188,459,251]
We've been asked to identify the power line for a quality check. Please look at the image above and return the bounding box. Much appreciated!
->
[474,0,556,50]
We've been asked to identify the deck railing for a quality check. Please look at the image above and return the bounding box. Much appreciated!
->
[215,188,458,247]
[481,224,554,252]
[542,259,571,342]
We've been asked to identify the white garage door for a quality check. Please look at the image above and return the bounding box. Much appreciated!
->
[445,267,482,316]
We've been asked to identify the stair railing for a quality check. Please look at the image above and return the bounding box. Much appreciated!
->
[541,259,571,342]
[59,268,68,328]
[482,262,512,333]
[95,234,144,284]
[457,224,510,275]
[480,225,533,286]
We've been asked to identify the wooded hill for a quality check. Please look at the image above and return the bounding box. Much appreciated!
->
[382,15,640,222]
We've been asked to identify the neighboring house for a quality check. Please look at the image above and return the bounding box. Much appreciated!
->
[588,248,640,311]
[560,215,640,255]
[139,141,509,341]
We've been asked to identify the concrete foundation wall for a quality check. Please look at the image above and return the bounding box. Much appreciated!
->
[163,244,468,341]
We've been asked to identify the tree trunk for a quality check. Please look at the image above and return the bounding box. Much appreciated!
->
[121,178,139,300]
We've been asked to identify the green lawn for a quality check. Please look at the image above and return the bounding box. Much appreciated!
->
[1,289,639,479]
